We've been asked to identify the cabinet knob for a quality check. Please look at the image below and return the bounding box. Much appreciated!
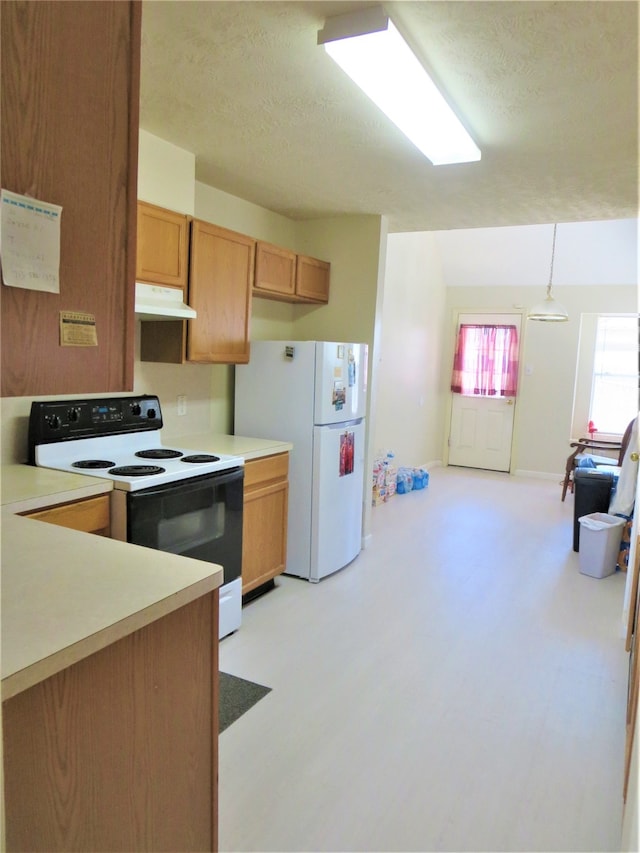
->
[630,451,639,463]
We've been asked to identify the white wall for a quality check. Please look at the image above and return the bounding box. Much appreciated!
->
[138,131,195,215]
[443,285,636,476]
[435,219,638,288]
[374,232,447,469]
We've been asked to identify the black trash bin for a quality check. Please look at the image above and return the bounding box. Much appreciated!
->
[573,468,616,552]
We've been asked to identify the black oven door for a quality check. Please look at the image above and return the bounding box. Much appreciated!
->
[126,468,244,585]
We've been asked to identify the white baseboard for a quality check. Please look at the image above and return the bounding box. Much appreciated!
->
[513,469,561,481]
[422,459,442,470]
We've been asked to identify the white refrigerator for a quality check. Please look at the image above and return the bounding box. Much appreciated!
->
[235,340,368,582]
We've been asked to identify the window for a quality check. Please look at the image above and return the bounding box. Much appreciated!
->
[589,315,638,434]
[450,324,519,397]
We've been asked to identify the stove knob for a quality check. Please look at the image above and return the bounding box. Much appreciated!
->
[147,408,157,420]
[68,408,79,422]
[131,402,142,417]
[49,415,61,430]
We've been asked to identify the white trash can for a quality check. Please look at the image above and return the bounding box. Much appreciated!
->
[577,512,626,578]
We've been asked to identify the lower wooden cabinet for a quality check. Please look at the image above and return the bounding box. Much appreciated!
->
[22,494,110,536]
[242,453,289,595]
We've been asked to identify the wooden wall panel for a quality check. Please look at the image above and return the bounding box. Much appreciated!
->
[1,1,140,397]
[3,592,219,851]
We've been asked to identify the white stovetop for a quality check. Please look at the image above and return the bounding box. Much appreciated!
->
[36,430,244,491]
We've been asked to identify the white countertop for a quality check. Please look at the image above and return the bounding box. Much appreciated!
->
[1,463,113,512]
[1,511,223,700]
[1,435,291,700]
[163,432,293,461]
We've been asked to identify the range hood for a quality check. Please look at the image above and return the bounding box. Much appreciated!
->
[134,282,197,320]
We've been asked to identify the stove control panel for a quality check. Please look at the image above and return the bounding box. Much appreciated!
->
[28,395,163,462]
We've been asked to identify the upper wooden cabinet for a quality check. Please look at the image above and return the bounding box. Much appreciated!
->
[187,220,255,364]
[252,242,330,304]
[254,241,296,299]
[136,202,189,291]
[140,216,255,365]
[1,1,141,397]
[296,255,331,303]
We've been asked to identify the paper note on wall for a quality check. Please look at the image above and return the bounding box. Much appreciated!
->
[60,311,98,347]
[1,189,62,293]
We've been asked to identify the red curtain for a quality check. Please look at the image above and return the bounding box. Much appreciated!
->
[451,324,519,396]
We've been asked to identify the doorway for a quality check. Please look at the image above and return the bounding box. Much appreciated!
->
[448,312,521,472]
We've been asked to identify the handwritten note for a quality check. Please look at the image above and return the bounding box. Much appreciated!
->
[1,189,62,292]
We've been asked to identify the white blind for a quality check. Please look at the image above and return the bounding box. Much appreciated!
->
[589,315,639,433]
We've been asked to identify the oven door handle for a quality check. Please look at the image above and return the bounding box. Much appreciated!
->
[129,466,244,499]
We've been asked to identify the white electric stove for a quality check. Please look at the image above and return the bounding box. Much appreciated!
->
[28,395,244,639]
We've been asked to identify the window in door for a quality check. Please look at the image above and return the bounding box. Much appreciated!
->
[450,324,519,397]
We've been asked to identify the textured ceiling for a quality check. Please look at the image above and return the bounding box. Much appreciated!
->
[140,0,639,233]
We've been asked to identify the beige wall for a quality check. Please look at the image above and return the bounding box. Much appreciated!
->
[138,131,195,215]
[292,214,388,542]
[443,285,636,476]
[135,132,216,437]
[195,181,296,247]
[373,232,447,470]
[137,133,387,455]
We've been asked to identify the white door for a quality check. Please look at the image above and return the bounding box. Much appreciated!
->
[448,313,520,473]
[310,419,365,582]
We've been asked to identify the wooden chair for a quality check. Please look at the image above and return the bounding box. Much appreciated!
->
[561,419,635,501]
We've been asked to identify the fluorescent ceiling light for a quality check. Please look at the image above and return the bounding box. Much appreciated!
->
[318,7,481,166]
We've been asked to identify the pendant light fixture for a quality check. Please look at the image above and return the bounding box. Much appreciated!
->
[527,224,569,322]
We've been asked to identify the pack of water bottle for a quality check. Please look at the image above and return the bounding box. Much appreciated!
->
[396,466,429,494]
[372,450,398,505]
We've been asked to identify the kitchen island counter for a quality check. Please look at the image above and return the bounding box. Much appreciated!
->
[1,464,224,701]
[1,509,223,701]
[1,458,225,851]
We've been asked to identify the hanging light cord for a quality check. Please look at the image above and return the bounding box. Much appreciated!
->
[546,223,557,298]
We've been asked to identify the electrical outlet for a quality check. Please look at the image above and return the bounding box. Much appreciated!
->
[177,395,187,416]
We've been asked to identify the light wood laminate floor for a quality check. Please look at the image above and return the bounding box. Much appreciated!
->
[219,466,628,852]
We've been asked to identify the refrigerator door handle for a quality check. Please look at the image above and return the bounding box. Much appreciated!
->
[319,417,363,429]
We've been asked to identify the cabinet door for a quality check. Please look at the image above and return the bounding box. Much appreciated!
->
[295,255,331,303]
[188,220,254,364]
[24,495,110,537]
[1,1,140,397]
[136,202,189,290]
[242,454,289,595]
[254,241,296,298]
